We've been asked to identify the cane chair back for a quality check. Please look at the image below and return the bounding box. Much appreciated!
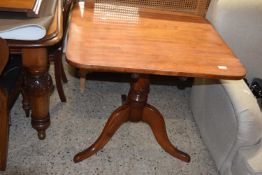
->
[88,0,210,16]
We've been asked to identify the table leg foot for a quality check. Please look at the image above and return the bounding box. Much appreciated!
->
[38,130,46,140]
[31,115,50,140]
[143,104,190,162]
[74,105,129,163]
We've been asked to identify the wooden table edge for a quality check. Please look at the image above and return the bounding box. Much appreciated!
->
[66,58,246,80]
[7,0,63,50]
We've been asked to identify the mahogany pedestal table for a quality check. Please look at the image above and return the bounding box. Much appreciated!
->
[6,2,63,140]
[66,2,246,163]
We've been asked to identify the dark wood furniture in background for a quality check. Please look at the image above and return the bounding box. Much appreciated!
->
[8,0,63,140]
[66,2,246,163]
[48,0,75,102]
[0,0,74,171]
[0,38,22,171]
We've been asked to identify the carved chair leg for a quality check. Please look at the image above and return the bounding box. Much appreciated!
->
[54,50,67,102]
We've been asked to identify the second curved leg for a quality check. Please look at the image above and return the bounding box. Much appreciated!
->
[142,104,190,162]
[74,105,130,163]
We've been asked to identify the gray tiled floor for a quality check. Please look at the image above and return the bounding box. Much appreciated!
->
[1,65,219,175]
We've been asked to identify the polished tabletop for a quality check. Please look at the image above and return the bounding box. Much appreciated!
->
[66,1,246,80]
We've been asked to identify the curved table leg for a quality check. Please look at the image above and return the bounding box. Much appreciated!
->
[143,104,190,162]
[22,48,54,140]
[74,105,129,163]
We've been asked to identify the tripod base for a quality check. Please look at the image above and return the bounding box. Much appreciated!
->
[74,74,190,163]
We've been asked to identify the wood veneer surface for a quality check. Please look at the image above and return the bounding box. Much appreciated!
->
[66,2,246,80]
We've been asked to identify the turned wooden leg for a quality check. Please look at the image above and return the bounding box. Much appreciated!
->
[74,73,190,163]
[22,48,54,140]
